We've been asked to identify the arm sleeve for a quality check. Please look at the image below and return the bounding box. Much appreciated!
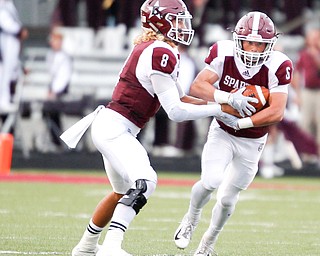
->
[270,84,288,94]
[151,74,221,122]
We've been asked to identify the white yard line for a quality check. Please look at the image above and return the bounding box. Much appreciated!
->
[0,251,67,255]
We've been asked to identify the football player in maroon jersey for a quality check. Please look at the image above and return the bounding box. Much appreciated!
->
[174,11,293,255]
[65,1,258,256]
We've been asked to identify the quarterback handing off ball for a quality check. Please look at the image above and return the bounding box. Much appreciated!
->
[222,85,270,117]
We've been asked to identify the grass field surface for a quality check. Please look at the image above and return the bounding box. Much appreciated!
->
[1,169,320,255]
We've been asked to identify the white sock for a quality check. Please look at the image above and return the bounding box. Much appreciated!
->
[97,229,124,256]
[205,203,232,246]
[111,204,136,226]
[100,204,136,250]
[201,227,222,248]
[97,229,127,256]
[77,219,103,249]
[88,219,104,234]
[188,181,213,225]
[205,186,238,247]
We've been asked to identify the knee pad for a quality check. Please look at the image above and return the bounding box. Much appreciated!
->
[118,179,148,214]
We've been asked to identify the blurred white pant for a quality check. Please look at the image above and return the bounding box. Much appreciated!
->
[201,119,267,190]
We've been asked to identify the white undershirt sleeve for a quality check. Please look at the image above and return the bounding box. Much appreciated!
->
[151,74,221,122]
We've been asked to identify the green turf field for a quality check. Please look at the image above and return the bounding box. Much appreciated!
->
[1,170,320,255]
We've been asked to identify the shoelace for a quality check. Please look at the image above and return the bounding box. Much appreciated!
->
[181,222,194,238]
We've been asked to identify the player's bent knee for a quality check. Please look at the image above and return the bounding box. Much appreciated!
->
[219,195,236,208]
[218,192,240,208]
[201,178,222,191]
[118,179,151,214]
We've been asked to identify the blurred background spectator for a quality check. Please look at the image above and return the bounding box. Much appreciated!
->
[259,87,319,178]
[259,39,320,178]
[51,0,105,31]
[50,0,144,32]
[185,0,210,47]
[41,30,73,152]
[0,0,28,112]
[291,28,320,162]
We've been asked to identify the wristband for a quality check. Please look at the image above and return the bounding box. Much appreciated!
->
[237,117,254,129]
[214,90,230,104]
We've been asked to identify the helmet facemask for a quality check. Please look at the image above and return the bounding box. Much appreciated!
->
[233,11,279,68]
[166,12,194,45]
[233,33,277,67]
[140,0,194,46]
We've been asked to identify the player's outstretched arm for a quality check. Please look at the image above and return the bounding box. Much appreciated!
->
[152,74,226,122]
[190,69,257,117]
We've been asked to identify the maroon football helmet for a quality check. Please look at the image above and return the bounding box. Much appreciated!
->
[140,0,194,45]
[233,11,279,67]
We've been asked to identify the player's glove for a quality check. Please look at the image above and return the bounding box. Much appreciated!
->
[227,87,258,117]
[212,104,255,130]
[214,88,258,117]
[215,111,240,130]
[215,104,255,130]
[215,104,240,130]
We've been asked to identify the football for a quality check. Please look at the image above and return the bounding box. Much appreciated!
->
[221,85,270,117]
[242,85,270,112]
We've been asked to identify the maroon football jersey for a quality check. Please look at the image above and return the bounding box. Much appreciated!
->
[107,40,180,128]
[205,40,293,138]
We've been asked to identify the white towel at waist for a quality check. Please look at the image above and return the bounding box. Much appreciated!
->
[60,105,105,148]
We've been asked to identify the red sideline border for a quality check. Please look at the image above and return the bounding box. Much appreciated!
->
[1,172,320,190]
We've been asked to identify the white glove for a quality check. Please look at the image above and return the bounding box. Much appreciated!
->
[216,111,240,130]
[215,105,255,130]
[228,87,258,117]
